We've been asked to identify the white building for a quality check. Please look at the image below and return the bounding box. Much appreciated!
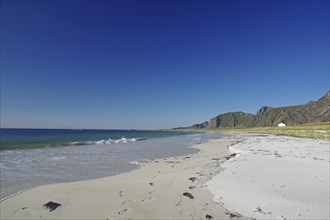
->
[278,123,286,127]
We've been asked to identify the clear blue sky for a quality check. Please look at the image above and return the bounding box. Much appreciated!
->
[1,0,329,129]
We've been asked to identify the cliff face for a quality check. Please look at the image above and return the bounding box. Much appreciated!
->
[208,112,256,128]
[257,106,274,115]
[282,91,330,124]
[182,91,330,129]
[256,105,302,127]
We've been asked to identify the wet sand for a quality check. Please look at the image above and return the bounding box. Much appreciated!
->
[0,134,244,219]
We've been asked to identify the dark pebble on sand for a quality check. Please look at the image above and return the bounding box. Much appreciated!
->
[205,214,213,219]
[183,192,194,199]
[43,201,62,212]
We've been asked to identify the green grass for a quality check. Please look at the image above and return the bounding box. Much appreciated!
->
[227,122,330,139]
[181,122,330,139]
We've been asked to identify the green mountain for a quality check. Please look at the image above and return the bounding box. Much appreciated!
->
[182,91,330,129]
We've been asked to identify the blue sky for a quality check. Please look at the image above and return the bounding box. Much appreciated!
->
[1,0,329,129]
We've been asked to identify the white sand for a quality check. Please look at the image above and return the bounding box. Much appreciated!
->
[207,135,330,220]
[0,135,244,219]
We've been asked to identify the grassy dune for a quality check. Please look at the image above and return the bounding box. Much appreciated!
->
[207,122,329,139]
[235,122,330,139]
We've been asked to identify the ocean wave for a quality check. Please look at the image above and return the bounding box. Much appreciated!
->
[69,137,146,146]
[49,156,66,161]
[94,137,146,144]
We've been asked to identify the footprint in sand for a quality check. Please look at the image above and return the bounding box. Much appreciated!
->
[118,208,131,215]
[189,177,197,182]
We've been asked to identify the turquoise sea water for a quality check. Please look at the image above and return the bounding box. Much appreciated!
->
[0,129,195,150]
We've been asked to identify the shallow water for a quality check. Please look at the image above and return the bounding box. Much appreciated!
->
[0,132,224,200]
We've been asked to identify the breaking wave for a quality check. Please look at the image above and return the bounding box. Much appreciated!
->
[69,137,146,146]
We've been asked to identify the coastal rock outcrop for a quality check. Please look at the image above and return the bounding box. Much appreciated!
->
[208,112,256,128]
[179,91,330,129]
[257,106,274,115]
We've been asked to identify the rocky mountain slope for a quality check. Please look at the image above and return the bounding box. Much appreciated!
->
[181,91,330,129]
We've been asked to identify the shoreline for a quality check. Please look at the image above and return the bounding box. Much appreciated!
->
[1,131,218,200]
[1,133,244,219]
[1,132,328,219]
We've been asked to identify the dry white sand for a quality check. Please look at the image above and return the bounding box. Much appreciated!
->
[0,134,244,219]
[207,135,330,220]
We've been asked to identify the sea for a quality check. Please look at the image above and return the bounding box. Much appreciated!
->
[0,129,224,200]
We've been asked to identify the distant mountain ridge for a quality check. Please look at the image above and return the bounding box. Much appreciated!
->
[178,91,330,129]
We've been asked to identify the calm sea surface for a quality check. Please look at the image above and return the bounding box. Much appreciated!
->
[0,129,195,150]
[0,129,224,200]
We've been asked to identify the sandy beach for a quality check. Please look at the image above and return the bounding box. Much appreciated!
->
[207,134,330,220]
[1,133,329,219]
[0,134,244,219]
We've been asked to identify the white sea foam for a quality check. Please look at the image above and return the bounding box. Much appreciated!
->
[94,137,146,145]
[207,135,330,220]
[69,137,144,146]
[49,156,66,161]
